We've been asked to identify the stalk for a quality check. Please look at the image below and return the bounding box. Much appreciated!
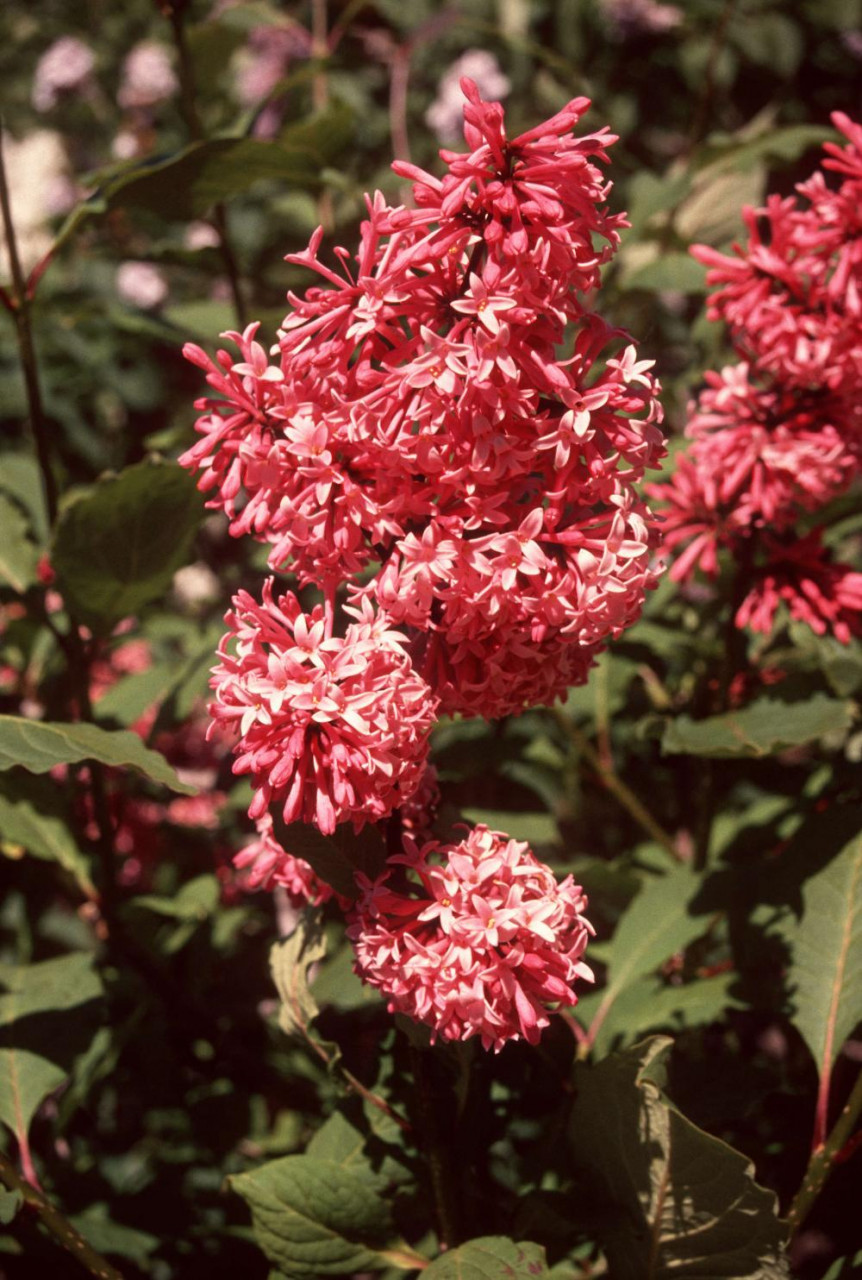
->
[787,1067,862,1234]
[408,1043,460,1249]
[554,710,682,862]
[0,1149,123,1280]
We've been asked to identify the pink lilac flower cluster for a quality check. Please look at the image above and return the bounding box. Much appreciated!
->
[348,825,594,1052]
[652,114,862,644]
[181,78,663,736]
[181,82,662,1042]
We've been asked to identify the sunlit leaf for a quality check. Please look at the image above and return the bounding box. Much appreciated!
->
[229,1155,424,1275]
[423,1236,549,1279]
[576,864,707,1055]
[662,696,854,758]
[0,715,196,794]
[780,833,862,1082]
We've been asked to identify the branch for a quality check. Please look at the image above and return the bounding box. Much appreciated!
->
[554,710,682,862]
[0,1147,124,1280]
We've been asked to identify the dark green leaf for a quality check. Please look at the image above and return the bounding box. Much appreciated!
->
[66,1204,159,1266]
[0,493,38,594]
[272,818,385,899]
[575,972,741,1052]
[0,454,48,542]
[662,695,854,758]
[422,1237,549,1279]
[94,661,183,728]
[0,1188,21,1226]
[567,1039,789,1278]
[0,715,196,794]
[103,103,352,222]
[51,459,203,631]
[0,954,103,1143]
[0,788,96,896]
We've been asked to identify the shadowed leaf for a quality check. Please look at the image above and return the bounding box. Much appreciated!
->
[567,1039,788,1278]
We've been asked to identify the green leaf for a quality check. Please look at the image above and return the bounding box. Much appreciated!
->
[0,788,96,897]
[131,874,220,921]
[423,1237,549,1279]
[461,809,560,846]
[94,661,182,728]
[228,1155,423,1275]
[0,493,38,594]
[66,1204,159,1266]
[823,1252,862,1280]
[0,715,196,794]
[270,911,329,1043]
[0,1187,21,1226]
[102,104,352,222]
[620,251,708,294]
[576,972,741,1052]
[662,695,854,758]
[780,834,862,1081]
[51,459,203,631]
[567,1039,789,1278]
[576,864,707,1055]
[0,455,48,543]
[696,123,834,176]
[0,954,103,1145]
[306,1097,414,1192]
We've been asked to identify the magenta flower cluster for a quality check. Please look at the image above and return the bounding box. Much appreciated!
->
[180,81,664,1046]
[653,114,862,643]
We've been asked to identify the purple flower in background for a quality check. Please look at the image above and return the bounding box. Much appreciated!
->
[425,50,510,144]
[116,261,168,310]
[118,41,178,111]
[32,36,95,112]
[600,0,682,39]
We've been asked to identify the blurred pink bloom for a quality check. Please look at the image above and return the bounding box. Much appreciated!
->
[349,825,594,1051]
[425,50,510,144]
[184,221,221,251]
[118,41,177,110]
[736,532,862,645]
[116,261,168,309]
[172,561,220,606]
[32,36,95,112]
[235,23,311,107]
[600,0,682,39]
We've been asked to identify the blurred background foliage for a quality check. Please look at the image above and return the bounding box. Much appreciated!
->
[0,1,860,1277]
